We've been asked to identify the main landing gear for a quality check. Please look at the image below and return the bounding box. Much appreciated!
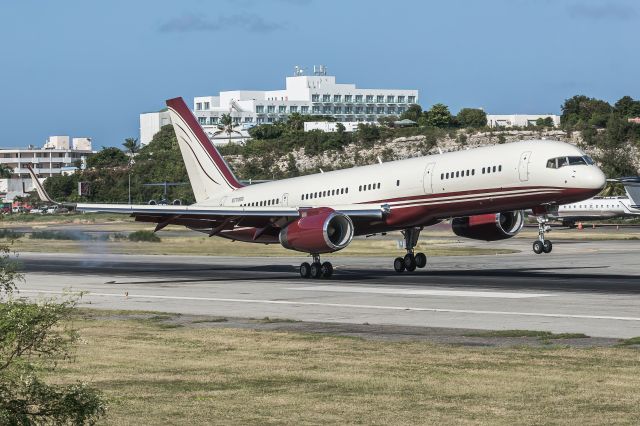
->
[299,254,333,279]
[394,227,428,273]
[532,215,553,255]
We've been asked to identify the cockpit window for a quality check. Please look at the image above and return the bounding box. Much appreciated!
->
[546,156,591,169]
[583,155,595,165]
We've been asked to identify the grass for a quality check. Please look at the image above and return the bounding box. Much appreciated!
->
[616,337,640,347]
[1,234,518,257]
[128,230,161,242]
[0,212,133,224]
[47,311,640,425]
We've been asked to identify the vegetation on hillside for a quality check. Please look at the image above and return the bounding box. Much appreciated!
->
[40,95,640,202]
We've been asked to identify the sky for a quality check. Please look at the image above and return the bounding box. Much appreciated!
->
[0,0,638,148]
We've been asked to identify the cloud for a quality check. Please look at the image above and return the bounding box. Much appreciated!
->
[567,2,637,20]
[159,13,285,34]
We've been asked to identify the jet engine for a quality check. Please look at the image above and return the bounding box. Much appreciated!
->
[451,211,525,241]
[279,208,354,253]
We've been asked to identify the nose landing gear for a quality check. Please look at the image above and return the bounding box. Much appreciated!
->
[300,254,333,279]
[394,227,428,273]
[533,215,553,254]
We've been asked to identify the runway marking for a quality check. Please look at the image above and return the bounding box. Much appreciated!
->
[286,285,551,299]
[20,289,640,322]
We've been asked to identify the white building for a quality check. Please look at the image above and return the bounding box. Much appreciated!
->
[0,136,95,200]
[486,114,561,128]
[140,110,171,145]
[140,66,419,145]
[303,121,367,133]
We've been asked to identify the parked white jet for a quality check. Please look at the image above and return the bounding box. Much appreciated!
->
[28,97,606,278]
[551,177,640,226]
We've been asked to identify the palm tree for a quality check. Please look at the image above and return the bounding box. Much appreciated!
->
[0,163,13,178]
[213,113,242,145]
[122,138,139,204]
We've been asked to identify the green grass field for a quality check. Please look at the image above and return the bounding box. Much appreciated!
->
[47,311,640,425]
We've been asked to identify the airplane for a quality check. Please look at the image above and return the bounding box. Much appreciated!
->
[27,97,606,279]
[549,177,640,227]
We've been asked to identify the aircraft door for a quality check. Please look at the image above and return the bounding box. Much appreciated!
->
[281,193,289,206]
[422,162,435,194]
[518,151,531,182]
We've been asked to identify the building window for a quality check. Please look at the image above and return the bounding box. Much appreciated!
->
[196,103,202,110]
[322,94,331,102]
[198,117,206,124]
[376,95,384,103]
[398,107,406,114]
[355,106,364,114]
[355,95,363,103]
[312,94,320,102]
[334,106,342,114]
[366,95,374,103]
[267,105,275,113]
[397,95,405,103]
[408,96,416,103]
[290,106,298,113]
[344,95,352,102]
[244,117,253,122]
[345,106,352,114]
[267,117,274,123]
[279,105,286,113]
[312,105,321,113]
[301,106,309,114]
[386,95,395,103]
[203,102,210,110]
[388,106,396,114]
[376,107,385,114]
[333,95,341,102]
[366,106,374,114]
[209,117,217,125]
[256,105,264,113]
[322,106,331,114]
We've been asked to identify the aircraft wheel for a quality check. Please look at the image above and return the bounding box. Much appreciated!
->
[543,240,553,253]
[321,261,333,279]
[393,257,406,273]
[532,240,544,254]
[299,262,311,278]
[415,252,427,268]
[310,262,322,279]
[404,253,416,272]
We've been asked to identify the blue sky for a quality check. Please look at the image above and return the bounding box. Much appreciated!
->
[0,0,638,148]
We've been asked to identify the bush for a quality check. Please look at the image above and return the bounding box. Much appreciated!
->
[0,230,22,239]
[128,230,161,242]
[29,231,83,240]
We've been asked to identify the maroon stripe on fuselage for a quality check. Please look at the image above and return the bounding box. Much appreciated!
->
[166,97,243,189]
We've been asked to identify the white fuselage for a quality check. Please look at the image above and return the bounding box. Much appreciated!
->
[554,196,640,222]
[194,140,605,234]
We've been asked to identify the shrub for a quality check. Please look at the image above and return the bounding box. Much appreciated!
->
[128,230,161,242]
[29,231,83,240]
[0,229,22,239]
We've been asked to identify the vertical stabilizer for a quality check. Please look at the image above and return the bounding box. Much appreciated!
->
[620,177,640,208]
[166,97,243,202]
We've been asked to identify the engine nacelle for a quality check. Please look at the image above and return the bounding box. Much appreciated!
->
[279,208,354,254]
[452,211,525,241]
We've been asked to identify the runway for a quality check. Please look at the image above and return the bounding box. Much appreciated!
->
[16,239,640,338]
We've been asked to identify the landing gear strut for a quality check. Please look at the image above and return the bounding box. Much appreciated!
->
[394,227,428,273]
[533,215,553,254]
[300,254,333,279]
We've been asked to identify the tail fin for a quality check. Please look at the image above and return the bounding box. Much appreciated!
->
[610,176,640,208]
[166,97,243,202]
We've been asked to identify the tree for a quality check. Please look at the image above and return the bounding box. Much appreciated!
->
[426,103,453,128]
[85,146,129,169]
[122,137,140,158]
[285,112,304,132]
[456,108,487,128]
[560,95,612,128]
[1,245,106,424]
[614,96,640,118]
[213,113,242,145]
[400,104,422,122]
[0,164,12,178]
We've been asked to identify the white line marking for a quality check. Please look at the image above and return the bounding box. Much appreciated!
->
[19,289,640,322]
[287,285,551,299]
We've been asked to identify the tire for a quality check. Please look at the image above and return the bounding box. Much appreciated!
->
[532,240,544,254]
[299,262,311,278]
[415,252,427,268]
[393,257,405,273]
[543,240,553,253]
[404,253,416,272]
[310,262,322,279]
[321,261,333,279]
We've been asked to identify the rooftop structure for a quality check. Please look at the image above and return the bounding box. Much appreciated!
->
[486,114,561,128]
[140,66,419,145]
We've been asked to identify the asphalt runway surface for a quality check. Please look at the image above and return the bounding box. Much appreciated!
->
[16,239,640,338]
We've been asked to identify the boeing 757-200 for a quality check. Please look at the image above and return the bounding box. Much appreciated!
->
[28,97,606,278]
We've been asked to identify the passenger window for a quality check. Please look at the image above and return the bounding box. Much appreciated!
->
[498,165,502,172]
[472,169,475,176]
[396,180,400,186]
[456,171,459,178]
[492,166,496,172]
[359,185,362,192]
[377,183,381,189]
[441,173,444,179]
[446,172,449,179]
[368,184,372,190]
[346,187,349,193]
[466,170,469,176]
[482,167,485,174]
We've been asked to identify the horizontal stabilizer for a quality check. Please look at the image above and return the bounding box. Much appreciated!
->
[609,176,640,207]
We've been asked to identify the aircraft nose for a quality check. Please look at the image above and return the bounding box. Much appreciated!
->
[586,166,606,190]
